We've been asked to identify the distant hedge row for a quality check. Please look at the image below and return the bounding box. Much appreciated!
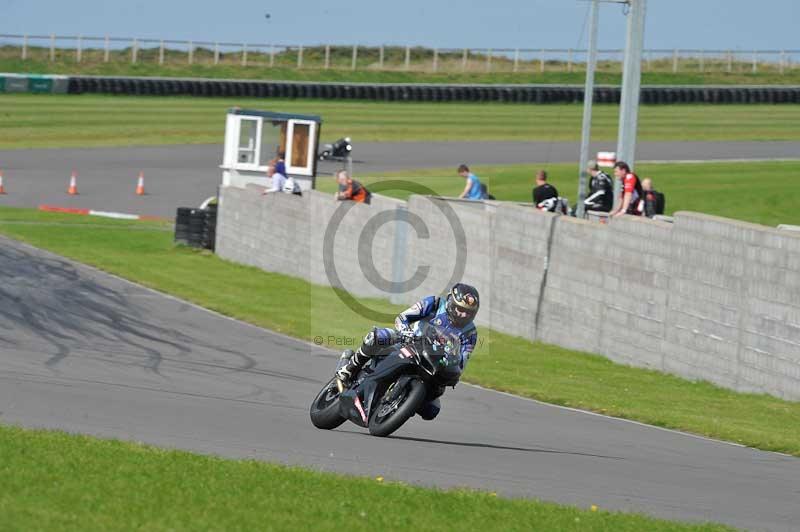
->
[67,77,800,104]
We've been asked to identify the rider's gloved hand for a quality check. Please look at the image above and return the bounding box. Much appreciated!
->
[397,328,415,343]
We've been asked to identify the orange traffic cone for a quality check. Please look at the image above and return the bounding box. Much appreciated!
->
[135,171,146,196]
[0,170,6,195]
[67,171,79,195]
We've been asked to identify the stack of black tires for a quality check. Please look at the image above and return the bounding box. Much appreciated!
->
[174,205,217,251]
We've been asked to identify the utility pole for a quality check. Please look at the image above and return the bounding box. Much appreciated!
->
[615,0,647,201]
[576,0,600,218]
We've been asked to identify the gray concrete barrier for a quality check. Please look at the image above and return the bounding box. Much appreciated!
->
[217,185,800,401]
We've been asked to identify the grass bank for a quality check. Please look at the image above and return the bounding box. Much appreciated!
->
[2,94,800,149]
[1,206,798,457]
[0,425,731,531]
[4,55,800,86]
[313,160,800,227]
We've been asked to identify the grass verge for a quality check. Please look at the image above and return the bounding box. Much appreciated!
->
[0,206,798,457]
[2,94,800,149]
[4,55,800,86]
[313,161,800,227]
[0,424,732,531]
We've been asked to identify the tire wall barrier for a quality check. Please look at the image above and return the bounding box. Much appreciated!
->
[64,76,800,104]
[217,185,800,401]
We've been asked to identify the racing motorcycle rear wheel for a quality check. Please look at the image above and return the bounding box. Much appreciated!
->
[310,378,347,430]
[368,378,426,437]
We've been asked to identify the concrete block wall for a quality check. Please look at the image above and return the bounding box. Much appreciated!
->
[217,184,800,401]
[665,212,800,400]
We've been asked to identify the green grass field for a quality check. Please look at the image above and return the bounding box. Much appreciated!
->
[4,53,800,86]
[0,424,732,531]
[313,161,800,227]
[1,206,798,457]
[2,94,800,149]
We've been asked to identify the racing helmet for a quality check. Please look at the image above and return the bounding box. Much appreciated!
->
[445,283,480,327]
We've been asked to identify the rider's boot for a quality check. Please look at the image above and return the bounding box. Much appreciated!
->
[335,348,370,386]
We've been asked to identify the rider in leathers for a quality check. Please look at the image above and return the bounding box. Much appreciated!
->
[336,283,480,420]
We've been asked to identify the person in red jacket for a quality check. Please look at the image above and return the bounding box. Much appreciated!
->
[610,161,643,218]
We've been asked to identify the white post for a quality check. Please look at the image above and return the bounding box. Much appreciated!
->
[297,45,303,68]
[726,50,732,73]
[577,0,600,218]
[672,48,678,73]
[104,35,110,62]
[405,45,410,71]
[379,45,384,69]
[188,41,193,64]
[21,35,27,60]
[351,45,357,71]
[540,49,545,72]
[159,40,165,65]
[752,50,757,73]
[432,48,438,72]
[462,48,468,71]
[242,44,248,67]
[780,50,785,74]
[568,48,573,72]
[513,48,519,72]
[50,34,55,62]
[76,35,83,63]
[486,48,492,71]
[324,44,330,69]
[616,0,647,172]
[214,42,219,65]
[269,45,275,67]
[699,50,704,72]
[132,38,138,64]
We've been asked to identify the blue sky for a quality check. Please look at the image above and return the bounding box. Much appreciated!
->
[2,0,798,51]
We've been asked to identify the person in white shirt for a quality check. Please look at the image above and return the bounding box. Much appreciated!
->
[262,164,286,195]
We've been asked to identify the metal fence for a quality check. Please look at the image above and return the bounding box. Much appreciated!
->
[0,33,797,75]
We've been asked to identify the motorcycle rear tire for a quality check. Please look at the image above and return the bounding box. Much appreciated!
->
[310,378,347,430]
[368,378,426,437]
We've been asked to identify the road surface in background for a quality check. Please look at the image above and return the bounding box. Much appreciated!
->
[0,140,798,217]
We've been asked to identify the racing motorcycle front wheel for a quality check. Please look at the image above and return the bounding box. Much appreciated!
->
[368,378,426,437]
[310,377,347,430]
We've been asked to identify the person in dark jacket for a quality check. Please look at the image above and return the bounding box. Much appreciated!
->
[584,161,614,213]
[642,178,666,218]
[532,170,559,208]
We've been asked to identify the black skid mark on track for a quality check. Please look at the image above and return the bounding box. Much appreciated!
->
[0,243,260,376]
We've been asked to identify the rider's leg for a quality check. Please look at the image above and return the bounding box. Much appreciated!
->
[417,385,445,420]
[336,327,398,384]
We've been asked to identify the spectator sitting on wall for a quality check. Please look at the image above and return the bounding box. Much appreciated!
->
[584,160,614,213]
[457,164,486,201]
[275,151,287,176]
[610,161,643,217]
[532,170,559,208]
[262,163,287,195]
[642,178,666,218]
[335,170,371,204]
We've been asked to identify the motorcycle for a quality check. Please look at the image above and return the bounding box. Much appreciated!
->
[318,136,352,162]
[309,322,462,437]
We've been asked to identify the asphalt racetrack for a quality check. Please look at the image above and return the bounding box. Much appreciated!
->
[1,140,799,217]
[1,236,799,531]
